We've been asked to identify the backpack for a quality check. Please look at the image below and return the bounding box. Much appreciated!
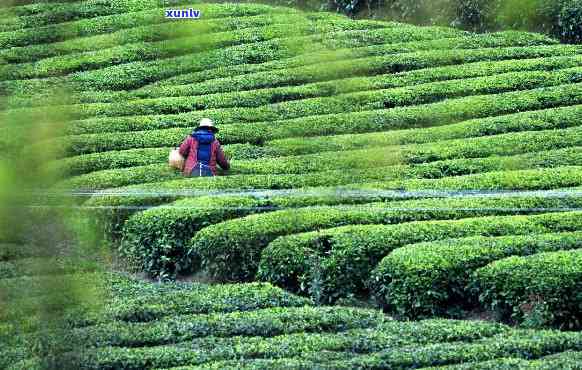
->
[191,130,215,177]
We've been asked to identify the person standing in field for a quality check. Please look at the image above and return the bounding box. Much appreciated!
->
[178,118,230,177]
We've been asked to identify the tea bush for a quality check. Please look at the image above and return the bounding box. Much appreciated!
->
[372,231,582,319]
[57,83,582,152]
[260,211,582,301]
[41,66,582,121]
[67,329,582,369]
[0,3,285,49]
[120,190,386,279]
[194,197,582,282]
[267,104,582,155]
[61,145,582,190]
[133,36,563,99]
[473,249,582,329]
[84,165,582,241]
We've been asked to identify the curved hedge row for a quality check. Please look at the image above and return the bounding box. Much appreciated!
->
[473,249,582,329]
[0,2,78,18]
[51,50,582,124]
[69,34,565,95]
[232,127,582,174]
[205,341,582,370]
[192,196,582,282]
[50,105,582,177]
[2,282,311,334]
[0,21,450,100]
[148,31,556,89]
[183,358,342,369]
[3,18,387,81]
[58,82,582,152]
[119,190,393,279]
[266,104,582,156]
[0,76,69,103]
[332,331,582,369]
[0,1,215,33]
[69,306,382,348]
[67,329,582,370]
[46,104,582,177]
[119,196,274,279]
[1,23,327,80]
[58,84,582,154]
[371,231,582,319]
[0,0,174,32]
[47,143,272,177]
[105,282,311,324]
[69,26,464,91]
[38,65,582,122]
[60,145,582,190]
[0,13,322,65]
[356,166,582,191]
[54,160,399,190]
[4,276,311,325]
[47,147,170,177]
[0,3,176,48]
[133,38,566,100]
[195,355,577,370]
[109,148,581,279]
[58,141,582,191]
[16,316,507,368]
[61,163,185,190]
[0,3,286,49]
[437,351,582,370]
[64,319,506,367]
[83,165,582,242]
[258,211,582,302]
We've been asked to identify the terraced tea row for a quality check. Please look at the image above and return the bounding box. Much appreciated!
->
[234,127,582,174]
[59,143,582,190]
[49,105,582,176]
[132,42,569,100]
[61,328,582,370]
[0,12,335,65]
[356,166,582,191]
[11,42,574,119]
[474,249,582,329]
[5,274,580,370]
[52,83,582,154]
[269,104,582,156]
[372,232,582,318]
[66,25,464,91]
[168,350,582,369]
[259,212,581,312]
[7,32,561,108]
[13,270,579,369]
[119,194,582,279]
[84,167,582,241]
[144,32,559,90]
[18,64,582,122]
[0,2,290,49]
[0,0,204,33]
[2,19,400,81]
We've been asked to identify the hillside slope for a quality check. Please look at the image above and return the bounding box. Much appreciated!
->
[2,1,582,368]
[1,0,581,329]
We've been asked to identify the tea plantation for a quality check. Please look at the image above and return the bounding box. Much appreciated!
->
[1,0,581,368]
